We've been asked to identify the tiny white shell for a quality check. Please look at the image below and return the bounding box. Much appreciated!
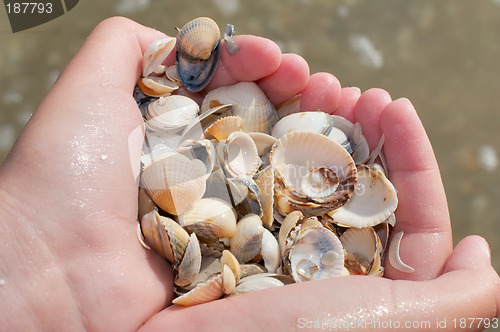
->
[388,231,414,273]
[145,95,199,132]
[142,37,176,77]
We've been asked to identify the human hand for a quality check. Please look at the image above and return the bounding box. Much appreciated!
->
[0,17,498,332]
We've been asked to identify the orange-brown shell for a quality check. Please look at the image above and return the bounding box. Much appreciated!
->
[176,17,220,60]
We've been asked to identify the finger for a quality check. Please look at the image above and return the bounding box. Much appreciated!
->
[140,265,500,332]
[443,235,492,273]
[257,53,310,107]
[353,88,392,150]
[298,72,341,114]
[206,35,282,91]
[334,87,361,122]
[381,98,452,280]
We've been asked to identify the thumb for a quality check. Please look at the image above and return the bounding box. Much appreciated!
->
[443,235,493,273]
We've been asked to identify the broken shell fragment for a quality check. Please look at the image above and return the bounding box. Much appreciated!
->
[142,37,176,77]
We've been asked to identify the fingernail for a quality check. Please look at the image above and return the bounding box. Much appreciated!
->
[349,87,361,94]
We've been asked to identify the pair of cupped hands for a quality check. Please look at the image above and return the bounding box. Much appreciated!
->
[0,17,498,331]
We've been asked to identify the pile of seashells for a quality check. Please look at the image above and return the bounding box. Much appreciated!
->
[135,17,413,306]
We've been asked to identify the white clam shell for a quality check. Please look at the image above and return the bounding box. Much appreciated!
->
[260,228,280,273]
[271,111,333,140]
[288,226,345,282]
[138,75,179,97]
[142,37,176,77]
[221,250,241,282]
[327,164,398,228]
[201,82,279,134]
[330,116,370,163]
[176,233,202,287]
[141,152,206,216]
[179,198,237,240]
[233,273,293,295]
[230,213,264,264]
[145,95,199,132]
[218,131,262,178]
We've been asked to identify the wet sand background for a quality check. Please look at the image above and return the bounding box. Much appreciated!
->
[1,1,499,274]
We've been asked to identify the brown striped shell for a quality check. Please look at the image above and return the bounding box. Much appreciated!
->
[176,17,220,60]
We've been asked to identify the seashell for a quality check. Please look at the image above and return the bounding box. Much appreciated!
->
[330,116,370,163]
[270,131,357,216]
[218,131,262,178]
[327,127,353,155]
[179,197,237,242]
[327,164,398,228]
[138,187,158,220]
[276,94,301,119]
[254,166,275,229]
[204,115,243,141]
[222,264,236,295]
[233,273,294,295]
[230,213,265,263]
[141,152,206,215]
[173,273,224,306]
[176,17,221,92]
[388,231,414,273]
[223,24,240,55]
[278,210,304,257]
[201,82,279,134]
[165,65,182,83]
[340,227,382,274]
[175,139,215,180]
[175,233,202,287]
[271,111,334,140]
[137,75,179,97]
[140,210,190,265]
[144,95,199,132]
[260,228,280,273]
[142,37,176,77]
[287,226,345,282]
[221,250,241,282]
[226,175,263,218]
[247,132,277,169]
[179,104,234,143]
[183,255,221,291]
[240,263,268,279]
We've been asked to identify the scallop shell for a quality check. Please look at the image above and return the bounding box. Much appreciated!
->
[204,115,243,141]
[271,111,334,140]
[287,226,345,282]
[141,152,206,215]
[270,131,357,215]
[176,17,221,92]
[172,273,224,306]
[140,210,190,265]
[137,76,179,98]
[179,197,237,241]
[176,17,220,60]
[145,95,199,132]
[201,82,279,134]
[327,164,398,228]
[175,233,202,287]
[142,37,176,77]
[230,213,264,264]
